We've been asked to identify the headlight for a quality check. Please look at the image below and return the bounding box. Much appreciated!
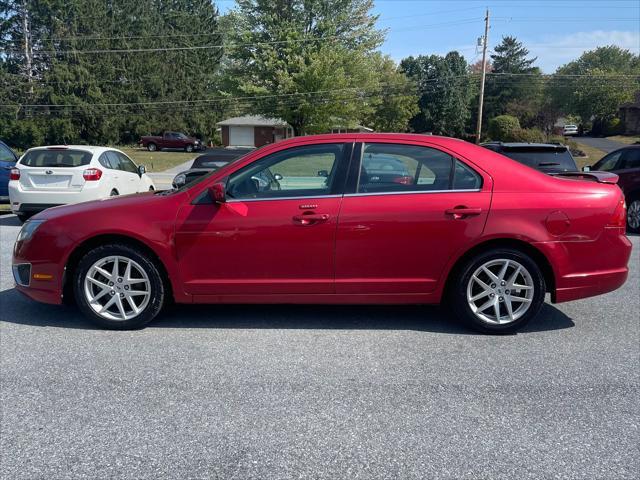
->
[17,219,45,243]
[173,173,186,187]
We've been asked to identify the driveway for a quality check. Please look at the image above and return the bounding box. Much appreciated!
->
[572,136,627,153]
[1,214,638,479]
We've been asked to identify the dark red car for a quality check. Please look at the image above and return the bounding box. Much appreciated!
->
[139,131,203,152]
[586,144,640,233]
[12,134,632,333]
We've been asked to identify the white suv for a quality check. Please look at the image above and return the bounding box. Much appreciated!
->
[9,146,155,222]
[563,124,579,136]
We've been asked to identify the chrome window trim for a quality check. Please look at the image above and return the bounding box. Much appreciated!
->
[225,189,482,202]
[227,194,342,203]
[344,188,482,197]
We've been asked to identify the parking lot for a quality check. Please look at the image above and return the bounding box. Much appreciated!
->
[0,213,638,479]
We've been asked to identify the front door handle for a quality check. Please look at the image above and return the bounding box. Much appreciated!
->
[292,213,330,226]
[445,207,482,219]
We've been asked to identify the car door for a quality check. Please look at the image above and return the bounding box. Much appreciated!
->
[0,142,17,199]
[616,148,640,196]
[174,141,353,297]
[335,141,492,295]
[114,152,141,193]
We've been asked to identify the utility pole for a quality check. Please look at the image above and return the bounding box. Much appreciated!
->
[475,8,489,144]
[22,0,33,95]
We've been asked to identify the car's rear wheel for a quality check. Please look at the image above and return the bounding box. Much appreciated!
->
[185,144,194,153]
[626,196,640,233]
[449,248,545,334]
[73,244,165,329]
[110,189,118,196]
[147,143,157,152]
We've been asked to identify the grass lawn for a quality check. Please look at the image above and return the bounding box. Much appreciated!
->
[606,135,640,145]
[574,144,606,169]
[118,147,198,172]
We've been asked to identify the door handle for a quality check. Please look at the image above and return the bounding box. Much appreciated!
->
[292,213,330,226]
[445,207,482,219]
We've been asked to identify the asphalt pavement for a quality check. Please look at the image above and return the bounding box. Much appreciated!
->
[572,136,628,154]
[1,213,638,479]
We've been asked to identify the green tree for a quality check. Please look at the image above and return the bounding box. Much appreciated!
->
[484,36,543,125]
[400,51,473,137]
[363,54,418,132]
[551,46,640,134]
[223,0,384,135]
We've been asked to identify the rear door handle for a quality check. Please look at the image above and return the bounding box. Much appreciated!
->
[292,213,330,226]
[445,207,482,219]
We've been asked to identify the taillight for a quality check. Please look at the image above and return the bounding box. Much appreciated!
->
[83,168,103,181]
[607,195,626,230]
[9,168,20,181]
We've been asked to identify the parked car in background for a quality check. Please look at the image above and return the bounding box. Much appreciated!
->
[0,140,18,203]
[139,131,203,152]
[172,148,252,188]
[585,144,640,233]
[9,146,155,222]
[481,142,579,174]
[563,124,579,136]
[13,134,631,334]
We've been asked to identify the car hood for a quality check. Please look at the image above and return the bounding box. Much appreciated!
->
[33,191,171,221]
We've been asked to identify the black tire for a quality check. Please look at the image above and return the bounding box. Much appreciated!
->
[149,186,155,191]
[73,243,166,330]
[626,195,640,234]
[110,189,119,196]
[16,213,31,223]
[147,143,157,152]
[185,144,194,153]
[449,248,546,334]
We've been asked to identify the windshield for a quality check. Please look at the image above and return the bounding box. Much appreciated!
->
[500,148,577,172]
[20,149,93,167]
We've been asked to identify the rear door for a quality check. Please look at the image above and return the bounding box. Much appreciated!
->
[617,148,640,195]
[111,151,140,194]
[18,148,92,192]
[0,142,17,197]
[335,141,492,295]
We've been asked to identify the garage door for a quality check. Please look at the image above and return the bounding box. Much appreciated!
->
[229,126,255,147]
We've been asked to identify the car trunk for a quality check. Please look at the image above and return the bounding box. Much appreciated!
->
[19,166,87,191]
[18,148,93,191]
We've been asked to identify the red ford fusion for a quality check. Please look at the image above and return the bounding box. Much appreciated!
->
[12,134,632,333]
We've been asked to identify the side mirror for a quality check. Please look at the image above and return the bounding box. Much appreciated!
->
[209,181,227,203]
[582,166,591,172]
[274,173,283,181]
[138,165,146,176]
[317,170,329,178]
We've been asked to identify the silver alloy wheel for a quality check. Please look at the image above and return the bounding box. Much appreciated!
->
[627,200,640,230]
[84,255,151,321]
[466,259,534,325]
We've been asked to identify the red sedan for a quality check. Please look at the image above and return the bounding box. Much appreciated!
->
[12,134,632,333]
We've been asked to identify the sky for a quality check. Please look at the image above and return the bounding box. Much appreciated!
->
[217,0,640,73]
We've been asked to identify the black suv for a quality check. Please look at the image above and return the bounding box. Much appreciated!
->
[481,142,578,174]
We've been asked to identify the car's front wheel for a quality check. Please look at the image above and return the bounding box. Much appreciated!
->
[184,144,194,153]
[73,244,165,329]
[449,248,545,334]
[626,196,640,233]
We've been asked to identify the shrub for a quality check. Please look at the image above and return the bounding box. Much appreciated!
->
[511,127,546,143]
[488,115,521,141]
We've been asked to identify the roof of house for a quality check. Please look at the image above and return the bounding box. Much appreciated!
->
[216,115,289,127]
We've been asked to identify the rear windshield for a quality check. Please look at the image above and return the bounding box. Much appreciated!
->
[500,148,577,172]
[20,149,93,168]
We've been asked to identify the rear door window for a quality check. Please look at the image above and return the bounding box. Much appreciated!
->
[20,149,92,167]
[98,152,115,169]
[621,149,640,170]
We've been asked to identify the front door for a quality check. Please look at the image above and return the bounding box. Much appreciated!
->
[335,141,492,295]
[175,141,352,296]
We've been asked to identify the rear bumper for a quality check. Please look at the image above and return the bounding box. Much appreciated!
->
[535,228,632,303]
[9,183,105,213]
